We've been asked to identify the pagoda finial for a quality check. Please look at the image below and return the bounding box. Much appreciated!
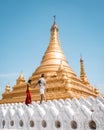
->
[51,15,58,31]
[80,53,82,60]
[80,57,89,85]
[19,71,24,79]
[80,56,85,79]
[54,15,56,23]
[5,83,10,92]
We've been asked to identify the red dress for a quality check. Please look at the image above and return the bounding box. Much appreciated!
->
[25,84,31,105]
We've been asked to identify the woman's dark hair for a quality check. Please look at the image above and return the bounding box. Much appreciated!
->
[28,80,32,84]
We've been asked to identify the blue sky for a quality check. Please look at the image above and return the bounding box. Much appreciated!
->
[0,0,104,98]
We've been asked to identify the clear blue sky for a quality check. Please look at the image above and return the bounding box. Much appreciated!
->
[0,0,104,98]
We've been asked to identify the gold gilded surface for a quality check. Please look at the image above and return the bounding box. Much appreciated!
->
[0,19,103,104]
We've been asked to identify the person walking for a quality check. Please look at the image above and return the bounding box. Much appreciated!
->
[25,80,32,105]
[34,74,46,104]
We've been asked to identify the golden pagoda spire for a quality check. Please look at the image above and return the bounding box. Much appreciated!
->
[80,56,89,85]
[5,84,10,93]
[40,16,69,67]
[18,72,24,80]
[16,72,25,85]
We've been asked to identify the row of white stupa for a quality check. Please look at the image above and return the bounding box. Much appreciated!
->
[0,96,104,130]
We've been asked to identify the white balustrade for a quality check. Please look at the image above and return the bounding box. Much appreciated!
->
[0,96,104,130]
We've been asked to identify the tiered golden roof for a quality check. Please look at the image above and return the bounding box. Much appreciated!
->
[0,18,101,104]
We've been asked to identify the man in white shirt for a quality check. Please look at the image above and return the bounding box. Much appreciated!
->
[34,74,46,104]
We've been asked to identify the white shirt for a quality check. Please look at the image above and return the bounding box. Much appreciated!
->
[38,77,46,89]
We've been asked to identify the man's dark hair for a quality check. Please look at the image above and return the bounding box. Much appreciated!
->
[41,74,44,77]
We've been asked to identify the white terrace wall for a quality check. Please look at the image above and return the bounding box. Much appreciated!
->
[0,96,104,130]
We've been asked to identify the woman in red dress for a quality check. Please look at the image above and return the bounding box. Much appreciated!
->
[25,80,32,105]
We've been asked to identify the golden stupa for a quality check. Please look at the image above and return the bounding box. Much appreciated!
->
[0,17,101,104]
